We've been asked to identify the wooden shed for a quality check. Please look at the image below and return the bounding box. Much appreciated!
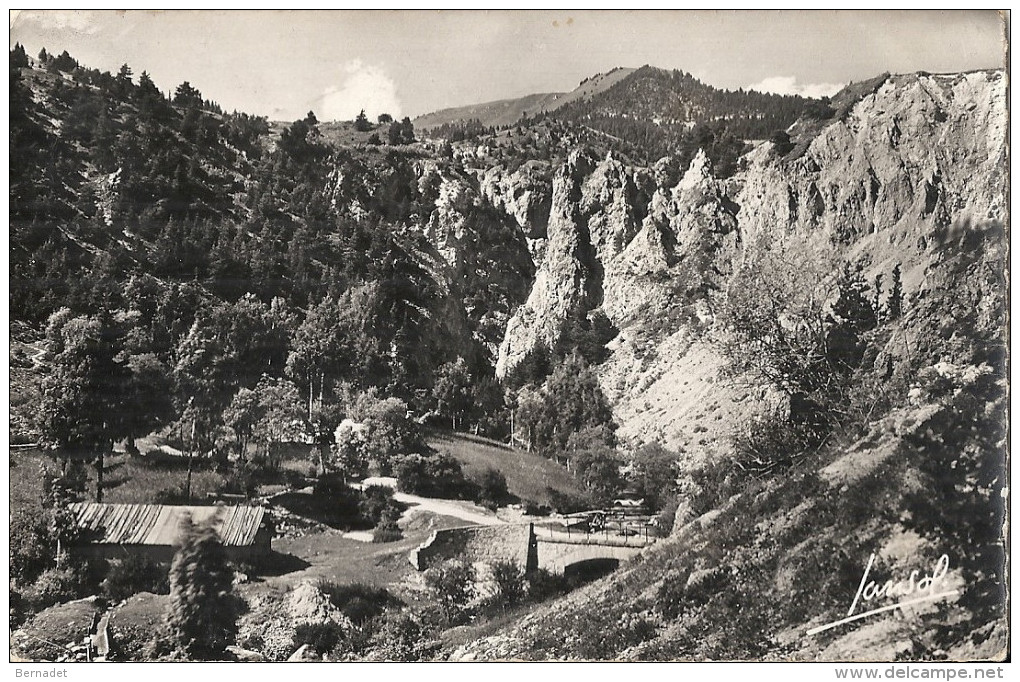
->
[66,503,272,564]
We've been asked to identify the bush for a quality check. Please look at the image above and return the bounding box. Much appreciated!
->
[523,501,552,516]
[654,495,680,536]
[316,581,392,626]
[475,468,510,510]
[365,610,440,662]
[154,485,190,505]
[372,500,404,542]
[216,464,258,498]
[654,565,728,621]
[546,487,591,514]
[489,560,526,610]
[11,510,54,585]
[24,564,88,610]
[10,588,27,629]
[395,452,472,499]
[293,620,345,655]
[102,554,168,601]
[770,129,794,155]
[423,559,475,624]
[310,473,363,526]
[730,415,813,479]
[358,484,400,524]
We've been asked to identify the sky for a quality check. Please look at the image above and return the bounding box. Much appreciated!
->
[9,10,1007,122]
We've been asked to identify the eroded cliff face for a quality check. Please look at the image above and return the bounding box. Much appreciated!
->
[737,70,1006,273]
[410,161,537,358]
[490,69,1006,453]
[318,70,1006,453]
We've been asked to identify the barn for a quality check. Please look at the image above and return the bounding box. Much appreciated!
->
[66,503,272,564]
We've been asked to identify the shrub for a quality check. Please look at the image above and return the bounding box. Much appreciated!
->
[102,554,168,601]
[10,510,54,585]
[654,496,680,536]
[395,452,472,499]
[546,487,591,514]
[489,560,526,610]
[770,129,794,155]
[525,568,570,603]
[316,581,392,626]
[475,468,510,510]
[423,559,475,624]
[654,565,728,621]
[293,620,345,655]
[24,564,88,610]
[523,501,552,516]
[10,588,27,629]
[656,568,691,620]
[730,415,813,479]
[311,473,362,526]
[216,464,258,498]
[358,484,399,524]
[366,610,440,662]
[372,501,404,542]
[564,607,658,659]
[630,442,680,511]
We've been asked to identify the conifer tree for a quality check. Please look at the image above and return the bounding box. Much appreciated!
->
[887,263,904,320]
[166,518,241,659]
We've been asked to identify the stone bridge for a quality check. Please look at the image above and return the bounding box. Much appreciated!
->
[534,530,649,575]
[410,523,654,575]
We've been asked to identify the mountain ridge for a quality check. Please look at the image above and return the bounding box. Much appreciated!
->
[415,67,638,129]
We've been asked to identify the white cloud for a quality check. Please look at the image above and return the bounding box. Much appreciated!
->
[318,59,402,122]
[747,76,844,99]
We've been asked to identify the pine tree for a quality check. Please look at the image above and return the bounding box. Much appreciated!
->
[400,117,415,144]
[825,260,878,373]
[355,108,372,132]
[887,263,904,320]
[388,120,402,145]
[173,81,202,108]
[10,43,28,68]
[166,518,241,660]
[872,273,883,319]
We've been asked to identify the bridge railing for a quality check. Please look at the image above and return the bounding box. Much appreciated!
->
[534,524,657,547]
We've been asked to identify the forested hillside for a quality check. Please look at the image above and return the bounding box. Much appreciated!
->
[9,45,634,512]
[421,65,826,168]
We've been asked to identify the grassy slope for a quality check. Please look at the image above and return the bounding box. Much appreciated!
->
[427,431,586,507]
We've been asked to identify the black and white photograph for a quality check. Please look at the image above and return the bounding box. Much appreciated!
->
[7,9,1009,667]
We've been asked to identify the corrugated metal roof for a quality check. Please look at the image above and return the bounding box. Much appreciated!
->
[68,503,266,547]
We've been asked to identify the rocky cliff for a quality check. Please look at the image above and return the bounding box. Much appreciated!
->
[488,69,1006,454]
